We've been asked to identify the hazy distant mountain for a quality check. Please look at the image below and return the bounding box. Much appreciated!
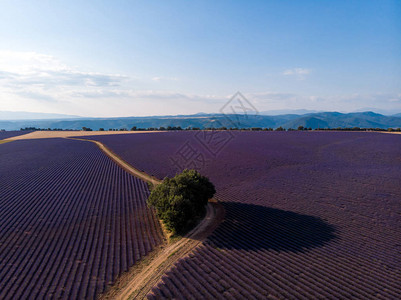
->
[351,108,401,116]
[1,111,401,131]
[283,116,329,129]
[260,109,320,116]
[0,111,83,120]
[283,111,401,129]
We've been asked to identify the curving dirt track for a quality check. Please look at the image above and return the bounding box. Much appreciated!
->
[68,137,161,187]
[106,200,224,300]
[66,137,224,300]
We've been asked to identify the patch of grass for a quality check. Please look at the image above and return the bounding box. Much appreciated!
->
[168,249,180,258]
[168,234,182,244]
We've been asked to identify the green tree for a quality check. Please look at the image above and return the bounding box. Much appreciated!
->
[147,169,216,234]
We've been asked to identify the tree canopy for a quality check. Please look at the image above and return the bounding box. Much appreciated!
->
[147,169,216,235]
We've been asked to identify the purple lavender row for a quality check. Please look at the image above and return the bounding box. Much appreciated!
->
[0,131,32,140]
[0,138,163,299]
[80,131,401,298]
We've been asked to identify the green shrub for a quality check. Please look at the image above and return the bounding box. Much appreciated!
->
[147,169,216,234]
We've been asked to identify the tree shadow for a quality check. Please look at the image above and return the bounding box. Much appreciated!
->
[207,202,337,252]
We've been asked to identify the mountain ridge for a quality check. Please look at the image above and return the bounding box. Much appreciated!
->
[1,111,401,131]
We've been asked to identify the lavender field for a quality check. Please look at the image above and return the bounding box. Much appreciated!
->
[84,131,401,299]
[0,138,163,299]
[0,131,31,140]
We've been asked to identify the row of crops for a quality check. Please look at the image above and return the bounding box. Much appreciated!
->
[0,131,31,140]
[0,138,163,299]
[84,131,401,299]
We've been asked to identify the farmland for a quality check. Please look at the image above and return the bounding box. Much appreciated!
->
[0,131,32,140]
[0,138,163,299]
[83,131,401,298]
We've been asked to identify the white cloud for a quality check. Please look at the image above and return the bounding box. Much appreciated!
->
[0,51,399,116]
[282,68,311,80]
[0,51,67,73]
[282,68,311,76]
[151,76,179,82]
[0,51,127,88]
[388,94,401,102]
[0,51,134,115]
[0,51,229,116]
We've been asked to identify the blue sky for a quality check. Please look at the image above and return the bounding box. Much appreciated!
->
[0,0,400,117]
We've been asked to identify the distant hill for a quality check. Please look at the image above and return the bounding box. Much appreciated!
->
[0,111,83,120]
[352,108,401,116]
[283,112,401,129]
[260,109,321,116]
[283,116,329,129]
[1,111,401,131]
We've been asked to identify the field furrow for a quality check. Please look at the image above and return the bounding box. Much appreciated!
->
[0,138,163,299]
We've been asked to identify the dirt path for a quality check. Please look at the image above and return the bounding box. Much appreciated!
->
[66,137,224,299]
[108,201,224,300]
[68,137,160,187]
